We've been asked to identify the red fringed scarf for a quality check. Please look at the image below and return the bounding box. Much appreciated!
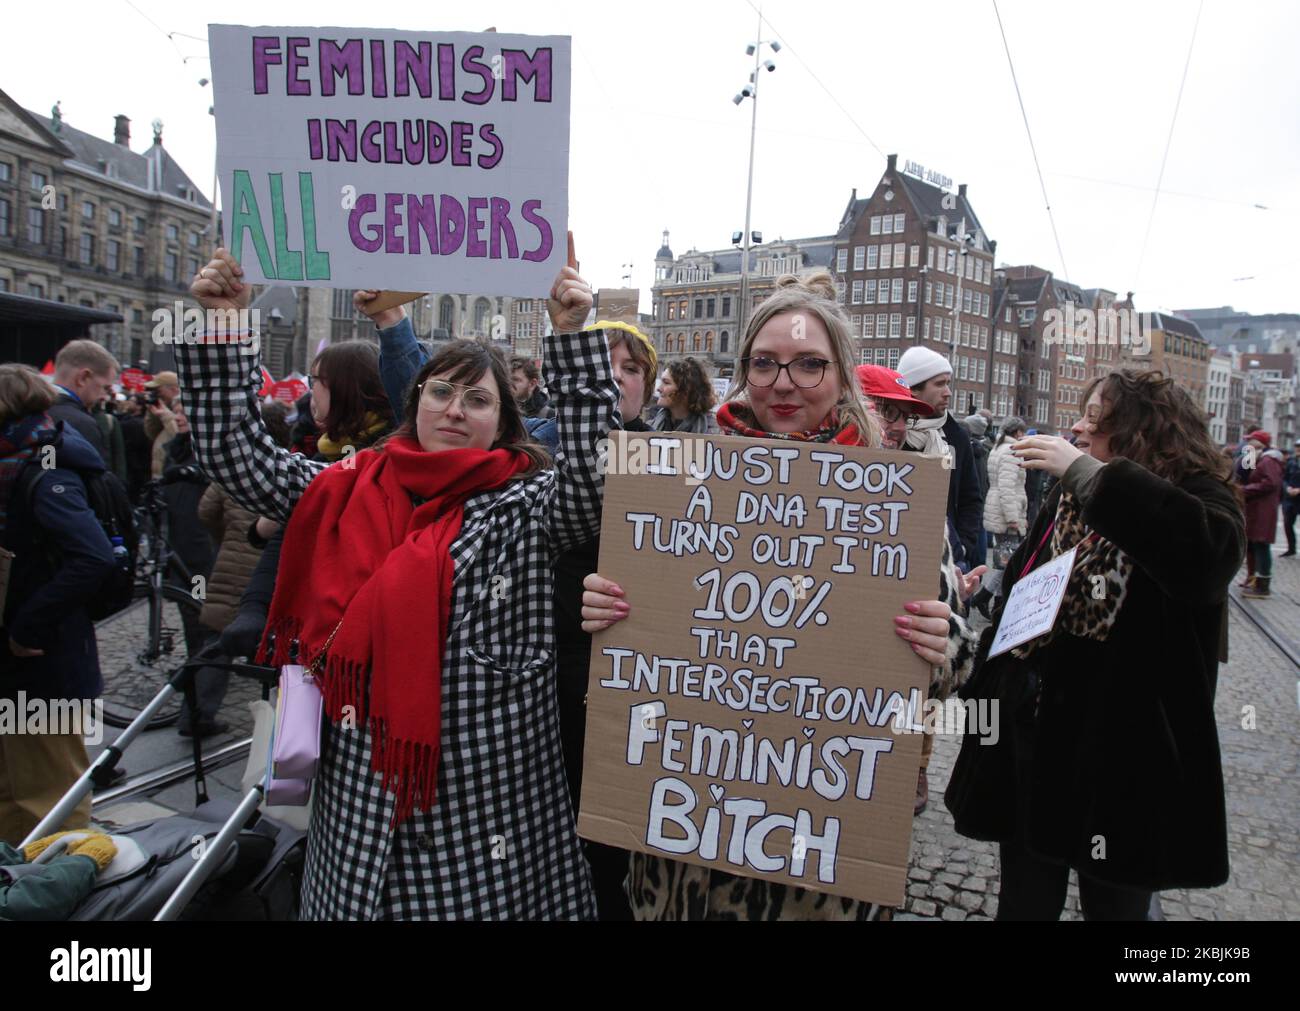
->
[259,435,531,825]
[715,402,863,447]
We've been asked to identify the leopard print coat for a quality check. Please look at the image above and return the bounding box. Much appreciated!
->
[625,532,980,921]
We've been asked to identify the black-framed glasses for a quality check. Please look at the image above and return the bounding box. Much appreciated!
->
[742,355,836,389]
[418,380,500,417]
[871,400,921,428]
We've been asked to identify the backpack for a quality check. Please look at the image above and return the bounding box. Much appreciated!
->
[16,462,138,621]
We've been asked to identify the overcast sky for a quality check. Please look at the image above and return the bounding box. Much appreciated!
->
[6,0,1298,317]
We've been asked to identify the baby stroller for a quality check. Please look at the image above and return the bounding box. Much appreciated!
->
[13,644,308,921]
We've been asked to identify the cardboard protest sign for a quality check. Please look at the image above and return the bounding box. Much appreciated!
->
[578,431,949,908]
[208,25,570,296]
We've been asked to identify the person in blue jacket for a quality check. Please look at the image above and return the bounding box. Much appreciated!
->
[0,364,116,846]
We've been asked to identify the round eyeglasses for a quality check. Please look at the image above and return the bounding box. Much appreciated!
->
[742,355,836,389]
[418,380,500,418]
[871,400,921,428]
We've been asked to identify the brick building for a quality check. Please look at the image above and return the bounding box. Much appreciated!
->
[836,154,997,414]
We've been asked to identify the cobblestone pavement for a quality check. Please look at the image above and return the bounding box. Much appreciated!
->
[95,594,260,738]
[899,524,1299,921]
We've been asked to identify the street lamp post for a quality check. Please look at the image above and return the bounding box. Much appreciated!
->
[732,14,780,370]
[949,218,972,414]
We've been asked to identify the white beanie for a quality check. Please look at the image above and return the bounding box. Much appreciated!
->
[896,346,952,389]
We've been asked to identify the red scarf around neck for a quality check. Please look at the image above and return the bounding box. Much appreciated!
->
[260,435,531,825]
[715,401,863,446]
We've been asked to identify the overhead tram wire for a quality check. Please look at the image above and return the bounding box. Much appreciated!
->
[991,0,1071,284]
[1132,0,1205,292]
[743,0,887,161]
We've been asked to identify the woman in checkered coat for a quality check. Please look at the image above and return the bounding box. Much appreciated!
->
[181,245,613,919]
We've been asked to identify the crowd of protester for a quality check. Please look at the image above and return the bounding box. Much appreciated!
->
[2,238,1289,921]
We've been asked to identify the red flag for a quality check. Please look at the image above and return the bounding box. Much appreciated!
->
[40,359,55,376]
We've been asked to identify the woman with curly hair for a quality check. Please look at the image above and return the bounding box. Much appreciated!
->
[649,356,718,434]
[945,368,1245,920]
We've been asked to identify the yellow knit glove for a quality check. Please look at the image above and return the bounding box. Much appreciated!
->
[20,830,83,862]
[66,835,118,872]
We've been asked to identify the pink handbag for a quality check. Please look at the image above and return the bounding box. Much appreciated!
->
[264,623,336,806]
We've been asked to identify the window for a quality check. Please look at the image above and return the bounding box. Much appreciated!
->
[979,359,986,382]
[959,357,969,381]
[186,257,199,278]
[0,162,10,183]
[188,231,200,248]
[853,246,865,270]
[923,317,931,340]
[134,215,146,235]
[166,223,179,241]
[836,248,848,273]
[706,298,715,318]
[851,314,861,334]
[893,213,905,232]
[905,317,916,340]
[678,300,687,319]
[27,282,45,298]
[667,302,675,320]
[945,285,954,309]
[946,250,957,273]
[924,281,932,304]
[851,280,864,303]
[107,239,120,271]
[694,299,703,318]
[881,215,893,235]
[133,246,145,276]
[963,289,972,313]
[720,332,729,353]
[877,282,889,305]
[863,245,876,271]
[890,314,901,338]
[927,246,935,269]
[31,171,47,191]
[865,280,877,303]
[888,348,900,370]
[965,256,974,280]
[877,313,888,336]
[705,332,714,352]
[82,200,95,221]
[961,322,970,345]
[909,244,920,268]
[863,315,875,338]
[693,332,702,352]
[165,251,178,282]
[907,281,917,303]
[891,278,903,303]
[894,243,905,268]
[869,215,881,235]
[26,207,44,244]
[722,296,731,316]
[0,198,9,238]
[879,244,891,270]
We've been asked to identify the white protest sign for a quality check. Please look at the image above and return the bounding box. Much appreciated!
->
[208,25,570,296]
[987,545,1078,659]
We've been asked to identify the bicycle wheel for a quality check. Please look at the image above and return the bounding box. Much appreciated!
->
[95,582,203,729]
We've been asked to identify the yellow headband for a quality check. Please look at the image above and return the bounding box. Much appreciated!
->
[584,320,658,375]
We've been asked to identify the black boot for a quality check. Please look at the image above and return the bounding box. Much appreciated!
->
[1243,576,1271,598]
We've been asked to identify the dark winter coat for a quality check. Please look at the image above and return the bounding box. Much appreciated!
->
[945,456,1245,891]
[159,434,216,585]
[119,414,152,501]
[522,386,555,420]
[48,390,108,467]
[1239,449,1283,542]
[0,424,115,702]
[1284,456,1300,514]
[942,414,983,566]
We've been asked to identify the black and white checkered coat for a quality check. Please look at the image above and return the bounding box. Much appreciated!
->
[173,329,621,920]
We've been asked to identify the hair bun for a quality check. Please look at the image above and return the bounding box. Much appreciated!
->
[774,268,838,302]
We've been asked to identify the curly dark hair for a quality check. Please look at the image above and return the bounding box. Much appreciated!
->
[1082,369,1232,488]
[664,357,716,416]
[386,339,550,476]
